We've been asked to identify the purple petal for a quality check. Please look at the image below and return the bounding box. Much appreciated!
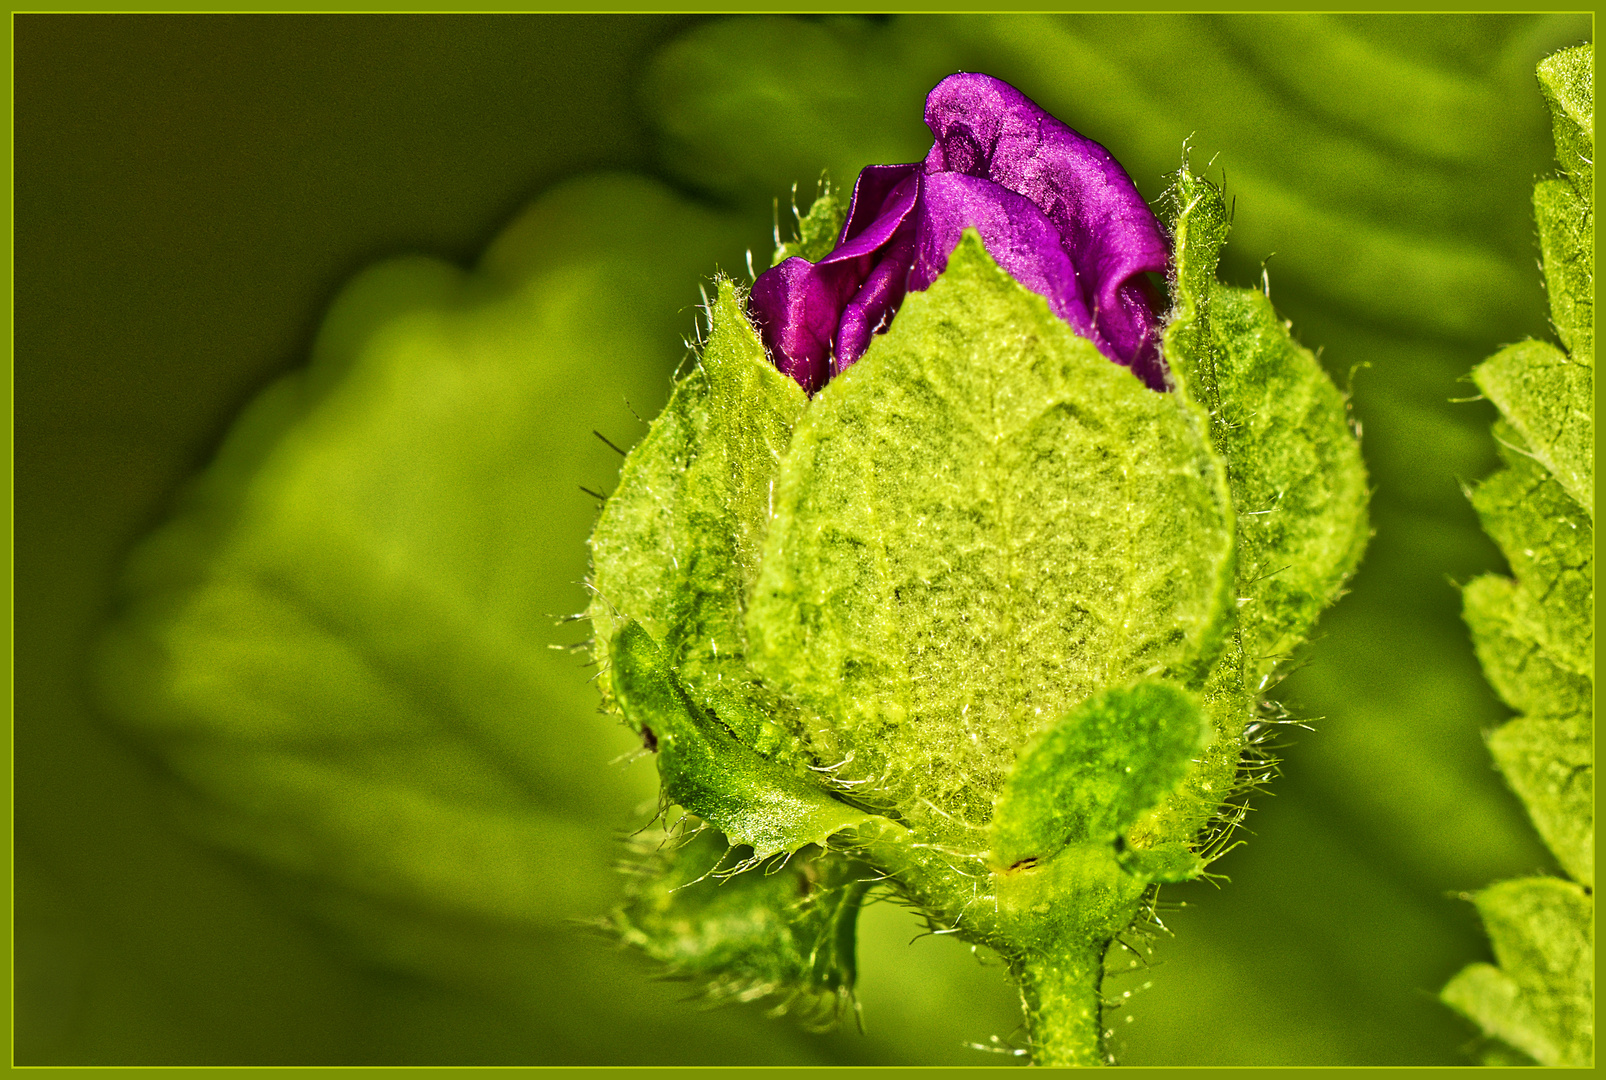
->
[748,256,857,395]
[751,73,1173,395]
[923,73,1168,378]
[756,170,922,386]
[1110,278,1168,391]
[834,215,918,372]
[909,172,1093,342]
[836,163,920,248]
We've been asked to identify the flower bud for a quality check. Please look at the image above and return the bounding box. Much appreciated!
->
[589,74,1368,1065]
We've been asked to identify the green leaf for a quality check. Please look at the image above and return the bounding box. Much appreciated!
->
[608,826,872,1022]
[1534,47,1593,366]
[989,681,1209,880]
[1535,178,1594,367]
[1448,43,1595,1067]
[1537,44,1594,198]
[1464,576,1593,724]
[1471,341,1593,520]
[1486,713,1593,888]
[746,231,1236,845]
[1442,877,1593,1067]
[1466,431,1594,688]
[609,620,879,860]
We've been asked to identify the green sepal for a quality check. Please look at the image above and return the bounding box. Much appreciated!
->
[988,681,1210,874]
[609,620,878,860]
[1164,165,1371,687]
[1441,877,1593,1067]
[589,277,808,741]
[608,825,872,1023]
[747,230,1235,844]
[1153,162,1369,865]
[1118,841,1204,884]
[773,177,849,266]
[1209,284,1370,682]
[1160,166,1231,420]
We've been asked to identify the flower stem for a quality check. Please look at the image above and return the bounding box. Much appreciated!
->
[1016,940,1109,1066]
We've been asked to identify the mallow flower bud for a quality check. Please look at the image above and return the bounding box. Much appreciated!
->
[588,73,1369,1066]
[749,74,1169,394]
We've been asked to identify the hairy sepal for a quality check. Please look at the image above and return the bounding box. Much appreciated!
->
[773,175,850,267]
[1164,167,1370,689]
[609,620,879,860]
[747,230,1236,845]
[589,278,808,751]
[1151,167,1370,850]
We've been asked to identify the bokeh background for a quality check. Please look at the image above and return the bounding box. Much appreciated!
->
[14,13,1593,1066]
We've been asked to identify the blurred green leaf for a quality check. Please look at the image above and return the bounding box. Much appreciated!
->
[94,173,752,989]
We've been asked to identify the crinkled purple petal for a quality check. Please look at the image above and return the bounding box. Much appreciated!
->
[750,73,1171,395]
[836,163,920,247]
[909,172,1092,343]
[820,172,918,266]
[755,169,921,385]
[923,73,1169,378]
[834,216,917,372]
[748,256,857,395]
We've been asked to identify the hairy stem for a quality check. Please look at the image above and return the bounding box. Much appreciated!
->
[1016,940,1109,1066]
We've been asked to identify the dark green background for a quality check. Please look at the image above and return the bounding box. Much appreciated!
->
[14,13,1591,1065]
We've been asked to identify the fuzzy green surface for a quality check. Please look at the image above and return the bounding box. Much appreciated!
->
[1209,285,1370,683]
[588,278,808,748]
[608,826,871,1023]
[1441,877,1593,1067]
[747,232,1235,846]
[1444,44,1594,1068]
[608,620,876,859]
